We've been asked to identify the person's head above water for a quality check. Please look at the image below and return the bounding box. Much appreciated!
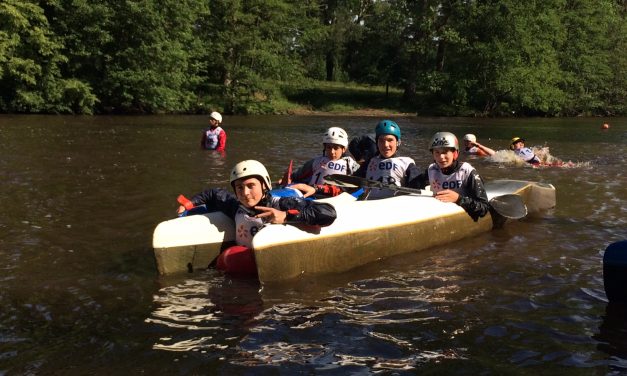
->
[374,120,401,158]
[229,160,272,208]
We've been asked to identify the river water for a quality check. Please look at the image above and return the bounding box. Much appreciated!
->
[1,115,626,374]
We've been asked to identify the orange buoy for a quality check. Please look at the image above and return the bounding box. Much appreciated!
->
[602,123,610,129]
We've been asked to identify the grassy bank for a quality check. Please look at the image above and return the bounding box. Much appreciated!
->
[200,80,418,116]
[276,80,414,116]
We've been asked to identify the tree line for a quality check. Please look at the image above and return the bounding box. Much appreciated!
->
[1,0,625,116]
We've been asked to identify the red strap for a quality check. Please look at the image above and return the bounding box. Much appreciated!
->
[318,184,341,196]
[177,195,194,210]
[287,209,300,216]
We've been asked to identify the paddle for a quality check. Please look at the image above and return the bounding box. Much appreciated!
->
[324,174,434,197]
[324,174,528,219]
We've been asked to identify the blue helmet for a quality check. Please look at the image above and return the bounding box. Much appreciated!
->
[375,120,401,141]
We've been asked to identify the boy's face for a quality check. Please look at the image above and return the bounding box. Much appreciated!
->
[233,177,264,208]
[324,143,345,160]
[512,140,524,150]
[432,147,458,169]
[209,118,219,128]
[377,135,398,158]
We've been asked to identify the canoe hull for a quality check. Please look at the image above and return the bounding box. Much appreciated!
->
[152,212,235,275]
[253,206,492,282]
[152,180,556,280]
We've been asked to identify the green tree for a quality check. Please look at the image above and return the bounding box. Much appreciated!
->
[199,0,319,114]
[558,0,624,115]
[0,0,96,113]
[98,0,208,113]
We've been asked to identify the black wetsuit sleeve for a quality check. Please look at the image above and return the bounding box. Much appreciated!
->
[276,197,337,226]
[353,157,373,178]
[190,188,240,219]
[458,170,490,221]
[406,167,429,189]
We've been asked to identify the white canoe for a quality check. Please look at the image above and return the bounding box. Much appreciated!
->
[152,179,556,281]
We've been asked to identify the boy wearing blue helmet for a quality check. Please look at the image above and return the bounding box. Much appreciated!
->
[353,120,422,199]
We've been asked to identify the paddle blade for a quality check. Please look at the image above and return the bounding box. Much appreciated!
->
[489,194,527,219]
[281,160,293,185]
[324,174,361,188]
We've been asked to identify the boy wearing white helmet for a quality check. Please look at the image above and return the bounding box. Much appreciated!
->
[178,160,337,249]
[462,133,495,156]
[201,111,227,151]
[353,120,422,199]
[287,127,360,197]
[411,132,489,221]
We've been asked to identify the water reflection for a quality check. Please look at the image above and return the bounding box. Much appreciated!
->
[147,274,263,353]
[1,115,626,373]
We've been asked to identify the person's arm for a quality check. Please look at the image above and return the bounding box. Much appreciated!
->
[277,197,337,226]
[457,170,490,221]
[215,129,226,151]
[200,131,207,149]
[287,183,317,197]
[188,188,240,218]
[472,141,495,156]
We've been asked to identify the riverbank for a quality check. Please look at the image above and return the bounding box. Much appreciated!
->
[284,107,415,117]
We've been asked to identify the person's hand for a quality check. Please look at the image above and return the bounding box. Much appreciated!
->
[434,189,460,203]
[289,183,316,197]
[254,206,287,224]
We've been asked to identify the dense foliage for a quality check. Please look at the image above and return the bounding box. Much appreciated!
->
[0,0,624,115]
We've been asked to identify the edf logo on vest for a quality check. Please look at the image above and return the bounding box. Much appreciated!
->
[378,161,397,170]
[442,180,462,189]
[327,161,346,172]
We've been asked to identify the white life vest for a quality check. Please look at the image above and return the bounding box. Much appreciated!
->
[365,155,415,199]
[204,126,223,149]
[233,206,265,248]
[514,147,538,163]
[427,162,474,195]
[307,156,360,185]
[233,196,284,247]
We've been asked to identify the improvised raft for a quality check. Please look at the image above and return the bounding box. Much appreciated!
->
[152,179,556,283]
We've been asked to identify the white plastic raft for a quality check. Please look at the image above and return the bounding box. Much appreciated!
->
[152,179,556,281]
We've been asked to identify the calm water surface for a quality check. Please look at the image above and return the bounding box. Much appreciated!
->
[1,115,626,374]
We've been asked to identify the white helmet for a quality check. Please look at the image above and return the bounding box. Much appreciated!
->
[463,134,476,143]
[209,111,222,123]
[429,132,459,151]
[322,127,349,148]
[229,160,272,191]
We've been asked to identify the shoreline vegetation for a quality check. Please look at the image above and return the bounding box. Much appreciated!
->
[2,1,624,117]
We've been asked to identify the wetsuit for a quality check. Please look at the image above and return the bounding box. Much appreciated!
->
[189,189,336,247]
[410,160,489,221]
